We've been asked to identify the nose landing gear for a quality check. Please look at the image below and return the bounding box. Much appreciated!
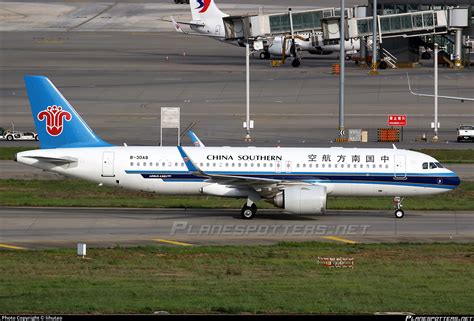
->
[393,196,405,218]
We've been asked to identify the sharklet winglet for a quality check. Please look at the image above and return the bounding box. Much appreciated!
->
[177,146,202,175]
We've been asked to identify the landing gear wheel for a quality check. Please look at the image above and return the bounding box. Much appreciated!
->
[6,135,13,141]
[241,204,257,219]
[259,51,270,60]
[393,196,405,219]
[379,61,387,70]
[394,209,405,219]
[291,59,301,68]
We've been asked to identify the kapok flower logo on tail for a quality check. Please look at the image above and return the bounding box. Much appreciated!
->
[37,105,72,136]
[195,0,211,13]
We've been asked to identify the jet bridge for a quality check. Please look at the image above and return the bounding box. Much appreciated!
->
[223,7,339,40]
[322,7,469,68]
[349,10,449,40]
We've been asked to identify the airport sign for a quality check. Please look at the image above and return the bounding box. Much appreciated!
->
[388,115,407,126]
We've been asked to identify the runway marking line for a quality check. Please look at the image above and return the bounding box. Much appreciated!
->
[0,243,27,250]
[152,239,193,247]
[322,236,357,244]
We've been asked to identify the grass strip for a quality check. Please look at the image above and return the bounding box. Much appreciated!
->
[0,242,473,314]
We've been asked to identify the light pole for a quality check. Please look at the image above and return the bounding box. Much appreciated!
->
[244,42,252,142]
[369,0,379,75]
[433,43,439,142]
[338,0,345,138]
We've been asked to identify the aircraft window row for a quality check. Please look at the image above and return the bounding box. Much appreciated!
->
[422,162,444,169]
[130,162,186,167]
[296,163,389,169]
[129,161,391,170]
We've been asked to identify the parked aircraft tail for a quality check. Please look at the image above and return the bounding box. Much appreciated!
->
[189,0,227,22]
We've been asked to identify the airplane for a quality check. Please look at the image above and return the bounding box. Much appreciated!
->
[16,76,460,219]
[169,0,360,67]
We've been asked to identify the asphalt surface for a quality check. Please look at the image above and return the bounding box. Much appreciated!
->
[1,2,474,148]
[0,207,472,249]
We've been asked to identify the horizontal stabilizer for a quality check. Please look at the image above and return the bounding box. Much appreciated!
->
[24,155,77,165]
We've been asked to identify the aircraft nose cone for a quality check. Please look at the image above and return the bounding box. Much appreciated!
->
[450,172,461,188]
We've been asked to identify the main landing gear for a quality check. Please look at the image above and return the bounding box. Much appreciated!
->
[393,196,405,219]
[241,193,260,219]
[241,203,257,219]
[291,58,301,68]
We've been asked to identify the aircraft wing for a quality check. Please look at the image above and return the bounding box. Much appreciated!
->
[176,146,321,198]
[177,146,282,187]
[407,73,474,102]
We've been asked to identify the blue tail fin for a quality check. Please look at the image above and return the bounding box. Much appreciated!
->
[24,75,111,149]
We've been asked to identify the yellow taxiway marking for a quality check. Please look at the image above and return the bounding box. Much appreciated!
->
[0,243,27,250]
[322,236,358,244]
[152,239,193,247]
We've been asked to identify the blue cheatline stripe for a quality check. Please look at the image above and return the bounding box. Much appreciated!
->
[303,180,457,190]
[126,170,459,189]
[162,179,206,182]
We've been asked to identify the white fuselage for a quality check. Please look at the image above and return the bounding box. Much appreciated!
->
[17,146,459,199]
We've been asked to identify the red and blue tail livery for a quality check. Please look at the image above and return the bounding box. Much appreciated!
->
[24,75,110,149]
[195,0,211,13]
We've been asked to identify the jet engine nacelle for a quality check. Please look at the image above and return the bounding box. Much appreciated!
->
[267,36,312,57]
[273,185,327,215]
[267,36,291,57]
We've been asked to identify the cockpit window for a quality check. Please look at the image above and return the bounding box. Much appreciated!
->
[435,162,444,168]
[422,162,428,169]
[429,162,437,169]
